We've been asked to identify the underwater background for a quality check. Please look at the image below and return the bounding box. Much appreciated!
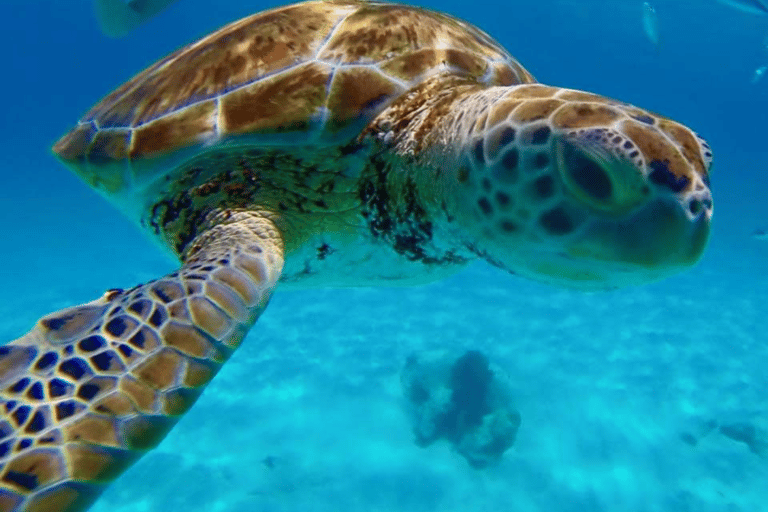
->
[1,0,767,510]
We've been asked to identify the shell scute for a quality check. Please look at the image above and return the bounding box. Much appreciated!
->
[86,1,353,130]
[317,4,508,65]
[379,48,488,82]
[491,61,535,86]
[90,130,132,163]
[220,61,331,135]
[53,124,95,162]
[53,0,537,200]
[132,101,217,158]
[325,67,404,133]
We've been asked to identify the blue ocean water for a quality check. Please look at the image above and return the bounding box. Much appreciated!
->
[1,0,767,510]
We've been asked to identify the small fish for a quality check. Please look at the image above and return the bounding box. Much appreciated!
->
[714,0,768,15]
[751,228,768,240]
[752,65,768,83]
[642,2,661,48]
[93,0,180,37]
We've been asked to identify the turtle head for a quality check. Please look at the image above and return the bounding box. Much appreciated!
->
[452,84,712,288]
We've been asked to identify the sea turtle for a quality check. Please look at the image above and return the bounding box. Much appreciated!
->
[0,0,712,510]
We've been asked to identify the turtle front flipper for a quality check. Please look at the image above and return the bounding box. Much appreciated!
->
[0,211,283,512]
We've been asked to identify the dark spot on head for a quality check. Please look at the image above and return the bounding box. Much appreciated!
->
[478,197,493,216]
[473,139,485,164]
[457,166,470,183]
[4,400,16,412]
[530,126,551,145]
[481,178,492,192]
[105,318,128,337]
[501,149,519,176]
[632,114,655,125]
[0,440,10,458]
[34,352,58,372]
[500,220,519,233]
[498,126,516,147]
[495,191,511,207]
[18,438,33,450]
[540,207,575,235]
[623,140,633,149]
[78,336,106,353]
[534,175,556,199]
[533,153,550,169]
[649,160,689,193]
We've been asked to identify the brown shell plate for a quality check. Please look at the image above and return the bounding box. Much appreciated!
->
[53,0,535,195]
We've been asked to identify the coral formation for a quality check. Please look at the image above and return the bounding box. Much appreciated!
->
[401,350,521,468]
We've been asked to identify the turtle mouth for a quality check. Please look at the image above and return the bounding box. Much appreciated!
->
[564,197,710,272]
[511,247,668,289]
[517,193,711,289]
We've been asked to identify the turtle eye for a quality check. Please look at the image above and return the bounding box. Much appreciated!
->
[557,139,614,210]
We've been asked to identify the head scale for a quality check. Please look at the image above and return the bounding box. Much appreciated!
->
[448,84,712,288]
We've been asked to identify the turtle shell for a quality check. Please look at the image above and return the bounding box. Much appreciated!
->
[53,0,535,197]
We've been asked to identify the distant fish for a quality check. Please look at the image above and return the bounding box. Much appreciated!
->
[93,0,180,37]
[714,0,768,15]
[751,228,768,240]
[752,65,768,83]
[642,2,661,49]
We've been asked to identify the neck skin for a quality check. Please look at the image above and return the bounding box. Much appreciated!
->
[361,75,504,259]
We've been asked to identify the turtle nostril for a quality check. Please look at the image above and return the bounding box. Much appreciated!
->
[688,198,702,216]
[561,142,613,203]
[688,196,712,218]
